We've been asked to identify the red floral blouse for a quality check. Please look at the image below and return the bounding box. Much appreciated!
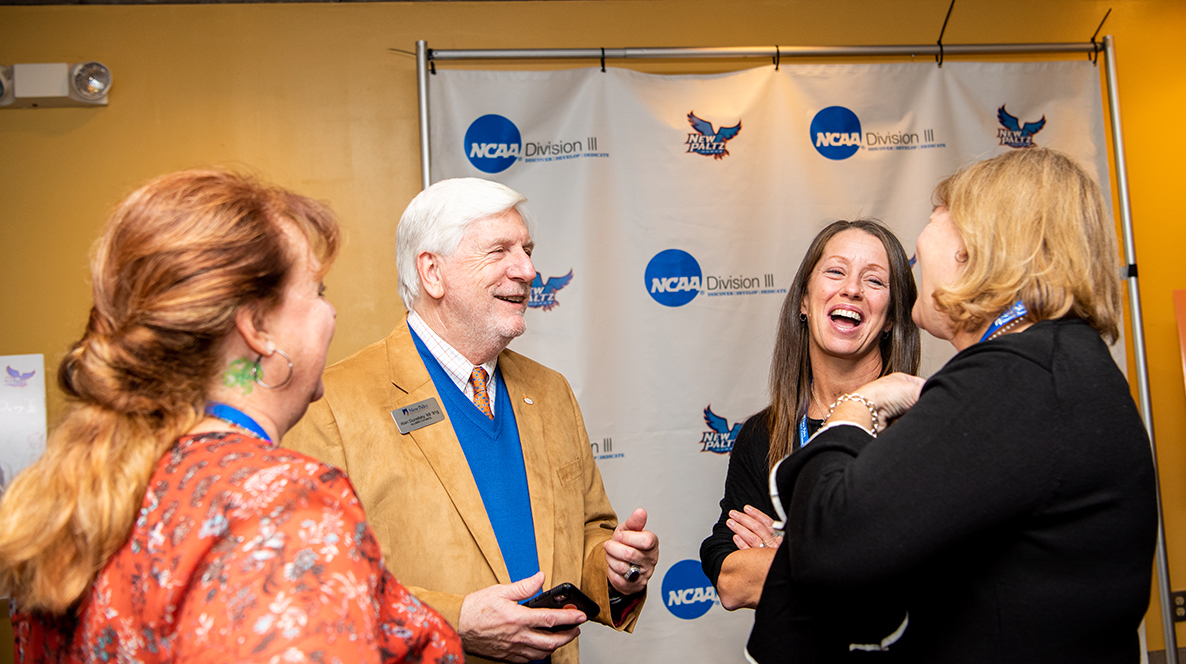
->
[13,431,463,664]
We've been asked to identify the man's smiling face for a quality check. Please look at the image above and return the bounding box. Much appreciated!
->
[437,208,536,352]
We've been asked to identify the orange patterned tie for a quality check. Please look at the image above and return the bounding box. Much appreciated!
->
[470,366,494,419]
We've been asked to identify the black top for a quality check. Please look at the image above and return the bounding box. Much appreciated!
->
[700,408,821,586]
[749,319,1158,663]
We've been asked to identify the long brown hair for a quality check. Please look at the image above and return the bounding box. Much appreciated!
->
[766,220,920,470]
[0,170,340,612]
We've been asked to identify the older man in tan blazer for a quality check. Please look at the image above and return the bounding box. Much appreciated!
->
[284,178,657,664]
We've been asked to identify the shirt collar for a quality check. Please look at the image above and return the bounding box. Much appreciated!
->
[407,310,499,394]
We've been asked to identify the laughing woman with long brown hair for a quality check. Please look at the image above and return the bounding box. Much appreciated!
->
[700,219,920,611]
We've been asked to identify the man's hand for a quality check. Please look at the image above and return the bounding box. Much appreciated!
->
[458,571,587,663]
[605,507,660,595]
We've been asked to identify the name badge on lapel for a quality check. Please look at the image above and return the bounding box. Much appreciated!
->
[391,398,445,434]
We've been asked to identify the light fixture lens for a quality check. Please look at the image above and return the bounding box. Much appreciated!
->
[71,62,111,101]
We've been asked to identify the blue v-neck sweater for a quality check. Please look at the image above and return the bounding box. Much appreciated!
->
[410,327,541,583]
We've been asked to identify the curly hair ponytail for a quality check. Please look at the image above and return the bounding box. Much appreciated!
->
[0,170,339,612]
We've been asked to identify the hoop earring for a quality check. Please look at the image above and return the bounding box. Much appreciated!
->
[882,329,891,340]
[800,312,807,322]
[253,348,293,389]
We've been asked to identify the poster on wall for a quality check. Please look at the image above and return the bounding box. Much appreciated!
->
[0,353,47,490]
[429,60,1114,662]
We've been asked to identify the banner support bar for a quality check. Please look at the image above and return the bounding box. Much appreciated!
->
[426,42,1095,62]
[416,39,431,189]
[1103,34,1176,663]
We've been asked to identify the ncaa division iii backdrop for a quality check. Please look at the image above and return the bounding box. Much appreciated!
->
[428,61,1112,663]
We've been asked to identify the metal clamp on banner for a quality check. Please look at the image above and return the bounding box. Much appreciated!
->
[1089,8,1112,65]
[428,49,436,75]
[774,45,780,71]
[601,47,606,73]
[1124,263,1138,280]
[935,0,955,68]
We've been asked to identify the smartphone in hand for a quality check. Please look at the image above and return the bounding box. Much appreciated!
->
[523,582,600,631]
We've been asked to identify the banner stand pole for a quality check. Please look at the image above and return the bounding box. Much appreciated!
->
[413,37,1173,659]
[1103,34,1177,664]
[416,39,431,189]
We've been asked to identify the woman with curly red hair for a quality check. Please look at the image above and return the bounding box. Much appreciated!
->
[0,170,462,663]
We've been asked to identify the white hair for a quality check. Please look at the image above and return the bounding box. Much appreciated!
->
[396,178,532,311]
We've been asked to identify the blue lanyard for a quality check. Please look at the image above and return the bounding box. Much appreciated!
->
[979,300,1029,344]
[204,402,271,442]
[799,376,815,449]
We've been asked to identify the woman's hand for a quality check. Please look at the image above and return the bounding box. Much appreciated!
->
[727,504,783,550]
[856,372,927,421]
[826,373,926,434]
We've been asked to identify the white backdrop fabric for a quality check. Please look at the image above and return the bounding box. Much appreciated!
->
[428,61,1116,663]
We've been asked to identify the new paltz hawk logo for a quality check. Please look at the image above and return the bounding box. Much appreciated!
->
[529,270,574,311]
[4,366,34,388]
[997,105,1046,149]
[686,111,742,160]
[701,405,742,454]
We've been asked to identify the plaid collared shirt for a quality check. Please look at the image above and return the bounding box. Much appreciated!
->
[407,311,499,413]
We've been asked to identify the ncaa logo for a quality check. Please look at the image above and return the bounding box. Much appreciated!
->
[464,114,522,174]
[662,559,717,620]
[810,106,863,160]
[645,249,703,308]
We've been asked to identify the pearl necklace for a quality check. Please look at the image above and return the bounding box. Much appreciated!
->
[980,300,1029,344]
[986,317,1024,342]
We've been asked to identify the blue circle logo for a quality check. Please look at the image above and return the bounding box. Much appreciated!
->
[644,249,703,307]
[809,106,863,160]
[661,559,717,620]
[464,114,522,174]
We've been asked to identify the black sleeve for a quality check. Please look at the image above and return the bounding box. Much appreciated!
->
[777,347,1064,588]
[700,408,776,587]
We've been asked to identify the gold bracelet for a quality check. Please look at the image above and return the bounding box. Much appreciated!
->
[826,393,880,436]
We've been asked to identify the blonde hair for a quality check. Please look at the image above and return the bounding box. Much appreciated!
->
[0,170,340,613]
[933,148,1122,342]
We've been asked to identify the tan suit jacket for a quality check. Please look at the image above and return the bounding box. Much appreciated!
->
[283,322,643,664]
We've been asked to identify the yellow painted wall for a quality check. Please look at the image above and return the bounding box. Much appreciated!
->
[2,0,1185,658]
